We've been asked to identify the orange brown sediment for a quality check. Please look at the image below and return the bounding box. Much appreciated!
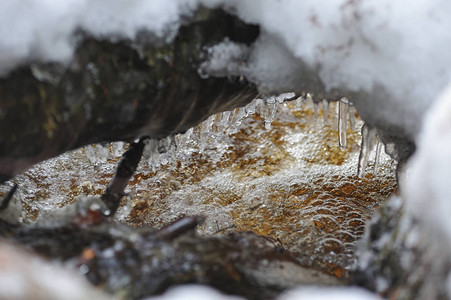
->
[11,99,397,279]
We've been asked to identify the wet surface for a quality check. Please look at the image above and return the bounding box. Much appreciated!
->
[0,97,397,298]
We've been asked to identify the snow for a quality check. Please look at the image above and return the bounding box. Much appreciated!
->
[404,83,451,240]
[1,0,450,135]
[143,285,382,300]
[0,242,112,300]
[1,0,450,139]
[221,0,451,139]
[278,286,382,300]
[143,285,245,300]
[0,0,200,75]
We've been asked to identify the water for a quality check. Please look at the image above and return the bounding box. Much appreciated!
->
[0,95,397,277]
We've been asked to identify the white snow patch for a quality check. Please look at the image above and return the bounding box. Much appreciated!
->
[278,286,382,300]
[0,0,202,75]
[404,83,451,240]
[142,284,245,300]
[0,242,112,299]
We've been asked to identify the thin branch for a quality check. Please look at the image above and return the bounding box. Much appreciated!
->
[0,184,18,212]
[101,138,146,216]
[153,216,206,240]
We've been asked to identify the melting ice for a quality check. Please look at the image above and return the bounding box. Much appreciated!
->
[1,96,397,277]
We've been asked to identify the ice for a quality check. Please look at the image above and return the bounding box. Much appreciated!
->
[322,99,329,125]
[313,101,319,121]
[374,140,383,174]
[263,102,278,129]
[143,137,178,171]
[244,98,260,115]
[84,144,110,165]
[5,98,396,275]
[357,124,377,178]
[3,1,451,296]
[348,105,357,132]
[229,107,246,128]
[338,98,349,151]
[111,142,126,157]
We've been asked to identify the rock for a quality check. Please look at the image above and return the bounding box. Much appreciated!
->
[1,215,343,300]
[0,8,259,182]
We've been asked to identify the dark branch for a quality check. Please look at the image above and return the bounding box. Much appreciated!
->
[101,138,145,216]
[0,184,18,212]
[153,216,206,240]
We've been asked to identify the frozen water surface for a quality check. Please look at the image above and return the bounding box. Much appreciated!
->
[1,97,397,279]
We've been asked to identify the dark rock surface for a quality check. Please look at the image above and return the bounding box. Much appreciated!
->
[1,210,342,300]
[0,9,259,182]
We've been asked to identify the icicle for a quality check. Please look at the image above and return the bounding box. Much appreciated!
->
[264,102,278,129]
[155,137,174,166]
[199,114,216,147]
[338,98,349,151]
[84,144,108,164]
[232,107,246,126]
[266,96,276,104]
[294,96,303,110]
[96,144,109,163]
[84,145,97,164]
[357,124,377,177]
[245,98,261,116]
[226,107,245,134]
[374,138,383,174]
[322,99,329,124]
[143,139,159,170]
[174,128,195,160]
[313,102,319,120]
[166,136,177,168]
[111,142,126,157]
[348,104,357,132]
[217,111,231,131]
[276,92,296,103]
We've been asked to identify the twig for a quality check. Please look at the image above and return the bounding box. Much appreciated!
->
[153,216,206,240]
[0,184,18,212]
[101,138,145,216]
